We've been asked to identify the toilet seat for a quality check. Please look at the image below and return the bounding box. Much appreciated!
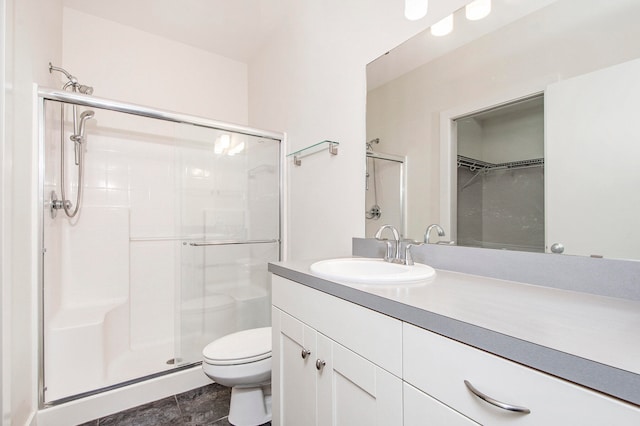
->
[203,326,271,366]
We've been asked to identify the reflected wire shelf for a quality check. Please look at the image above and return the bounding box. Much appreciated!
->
[287,140,339,166]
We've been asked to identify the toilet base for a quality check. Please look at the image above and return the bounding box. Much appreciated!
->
[228,384,272,426]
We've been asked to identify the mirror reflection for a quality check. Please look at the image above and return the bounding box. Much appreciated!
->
[366,0,640,260]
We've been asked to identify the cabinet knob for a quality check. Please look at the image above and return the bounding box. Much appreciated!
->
[315,359,326,371]
[464,380,531,414]
[301,348,311,360]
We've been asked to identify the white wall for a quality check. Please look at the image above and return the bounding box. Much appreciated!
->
[3,0,63,424]
[248,0,469,260]
[62,7,249,124]
[368,0,640,241]
[1,0,5,421]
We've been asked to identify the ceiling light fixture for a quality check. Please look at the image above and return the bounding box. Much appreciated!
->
[465,0,491,21]
[431,14,453,36]
[404,0,428,21]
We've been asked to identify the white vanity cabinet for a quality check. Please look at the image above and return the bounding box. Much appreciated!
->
[404,323,640,425]
[272,274,640,426]
[272,276,403,426]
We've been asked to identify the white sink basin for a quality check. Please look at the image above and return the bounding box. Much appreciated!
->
[310,258,436,285]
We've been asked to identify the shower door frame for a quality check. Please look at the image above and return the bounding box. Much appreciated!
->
[36,86,286,408]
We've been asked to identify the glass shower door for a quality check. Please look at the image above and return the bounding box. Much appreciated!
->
[175,127,281,365]
[40,94,281,404]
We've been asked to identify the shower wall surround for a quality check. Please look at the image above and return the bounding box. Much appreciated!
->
[42,98,281,403]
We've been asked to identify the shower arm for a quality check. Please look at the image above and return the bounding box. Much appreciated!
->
[49,62,76,84]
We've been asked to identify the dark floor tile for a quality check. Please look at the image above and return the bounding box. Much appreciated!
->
[99,396,183,426]
[177,383,231,426]
[212,417,231,426]
[212,419,270,426]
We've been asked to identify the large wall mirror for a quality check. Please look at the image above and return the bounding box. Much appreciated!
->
[366,0,640,261]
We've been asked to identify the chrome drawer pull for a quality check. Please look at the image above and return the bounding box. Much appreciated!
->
[301,348,311,359]
[464,380,531,414]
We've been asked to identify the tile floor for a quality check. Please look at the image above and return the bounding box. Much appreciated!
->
[77,383,270,426]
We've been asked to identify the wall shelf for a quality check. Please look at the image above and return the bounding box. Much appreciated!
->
[458,155,544,172]
[288,140,339,166]
[458,155,544,189]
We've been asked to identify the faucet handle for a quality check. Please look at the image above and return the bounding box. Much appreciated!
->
[383,241,394,262]
[404,242,424,266]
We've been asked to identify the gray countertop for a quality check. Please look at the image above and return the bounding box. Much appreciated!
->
[269,259,640,407]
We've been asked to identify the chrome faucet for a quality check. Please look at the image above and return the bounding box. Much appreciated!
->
[375,224,400,262]
[424,224,445,244]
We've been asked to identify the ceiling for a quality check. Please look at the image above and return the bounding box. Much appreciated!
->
[62,0,293,63]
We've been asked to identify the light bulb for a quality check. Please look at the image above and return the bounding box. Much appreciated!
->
[404,0,428,21]
[465,0,491,21]
[431,14,453,37]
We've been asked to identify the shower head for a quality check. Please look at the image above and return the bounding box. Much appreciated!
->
[75,110,95,141]
[77,85,94,95]
[49,62,94,95]
[80,110,95,120]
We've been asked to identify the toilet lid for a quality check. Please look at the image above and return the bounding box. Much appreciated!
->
[203,327,271,365]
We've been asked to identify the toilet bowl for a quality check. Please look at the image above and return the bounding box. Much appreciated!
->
[203,327,272,426]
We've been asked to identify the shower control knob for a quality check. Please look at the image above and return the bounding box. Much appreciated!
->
[550,242,565,254]
[301,348,311,360]
[315,359,326,371]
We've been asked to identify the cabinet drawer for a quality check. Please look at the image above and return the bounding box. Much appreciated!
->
[404,382,479,426]
[403,323,640,425]
[272,275,402,377]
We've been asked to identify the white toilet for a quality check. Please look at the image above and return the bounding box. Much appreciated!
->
[202,326,272,426]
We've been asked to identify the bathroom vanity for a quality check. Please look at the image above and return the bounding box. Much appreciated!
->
[269,259,640,425]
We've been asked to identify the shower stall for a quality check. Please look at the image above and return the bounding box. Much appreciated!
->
[37,87,282,406]
[365,145,406,238]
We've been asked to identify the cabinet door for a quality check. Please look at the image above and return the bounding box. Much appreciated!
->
[404,382,479,426]
[273,307,317,426]
[316,333,403,426]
